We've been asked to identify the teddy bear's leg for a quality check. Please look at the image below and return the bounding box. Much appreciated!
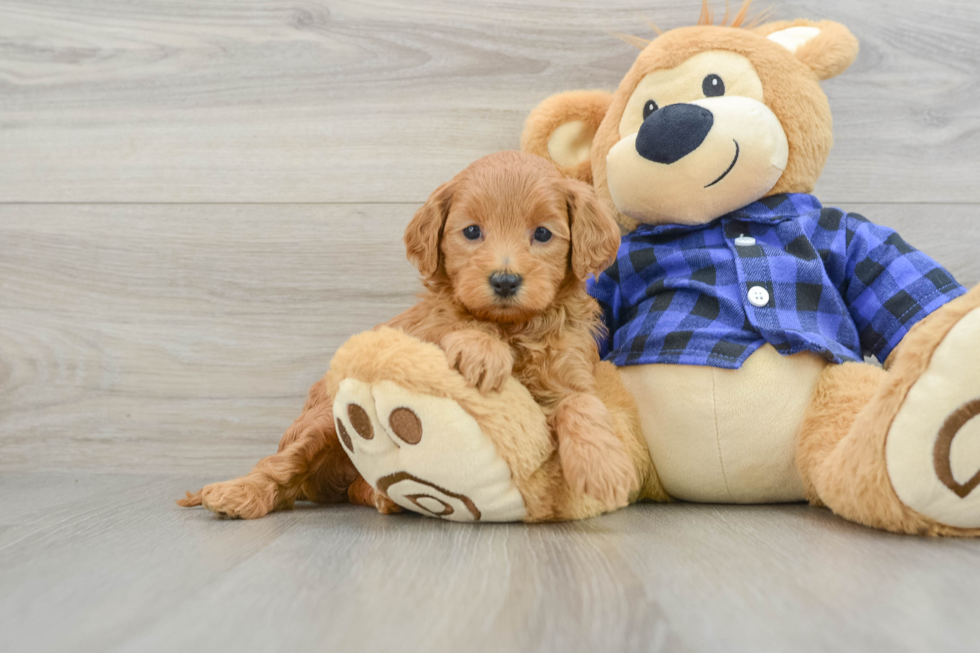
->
[795,363,892,514]
[328,327,547,521]
[327,327,637,522]
[798,286,980,535]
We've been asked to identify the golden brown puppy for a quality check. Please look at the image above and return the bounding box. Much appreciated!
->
[179,151,636,517]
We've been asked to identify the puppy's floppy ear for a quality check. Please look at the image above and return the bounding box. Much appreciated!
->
[521,90,613,184]
[564,178,621,281]
[755,20,859,81]
[404,179,455,279]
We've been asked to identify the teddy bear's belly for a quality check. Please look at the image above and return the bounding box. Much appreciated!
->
[618,345,827,503]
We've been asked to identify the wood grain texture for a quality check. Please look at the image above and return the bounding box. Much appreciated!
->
[2,3,980,651]
[1,202,977,474]
[0,473,978,653]
[0,204,420,474]
[1,0,979,203]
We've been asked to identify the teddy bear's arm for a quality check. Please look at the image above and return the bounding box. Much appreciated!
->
[830,212,967,363]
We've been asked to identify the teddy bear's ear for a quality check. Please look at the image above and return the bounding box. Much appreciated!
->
[755,20,859,81]
[521,90,613,184]
[404,179,455,279]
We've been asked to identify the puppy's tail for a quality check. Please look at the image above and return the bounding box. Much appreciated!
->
[176,489,203,507]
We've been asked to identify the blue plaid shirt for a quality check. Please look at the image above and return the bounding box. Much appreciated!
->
[589,193,965,369]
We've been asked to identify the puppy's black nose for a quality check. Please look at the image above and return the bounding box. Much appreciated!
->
[635,103,714,165]
[489,271,522,298]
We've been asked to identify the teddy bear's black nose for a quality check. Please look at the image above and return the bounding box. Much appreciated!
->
[489,271,522,298]
[635,103,714,165]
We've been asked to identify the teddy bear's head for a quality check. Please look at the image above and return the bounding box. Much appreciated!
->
[521,2,859,230]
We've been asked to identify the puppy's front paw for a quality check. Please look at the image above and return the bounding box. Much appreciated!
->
[441,330,514,393]
[200,476,277,520]
[552,394,637,512]
[559,431,635,511]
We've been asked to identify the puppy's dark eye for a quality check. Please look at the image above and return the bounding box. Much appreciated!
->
[702,74,725,97]
[642,100,659,120]
[462,225,482,241]
[533,227,552,243]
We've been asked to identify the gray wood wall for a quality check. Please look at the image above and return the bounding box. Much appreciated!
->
[2,0,979,475]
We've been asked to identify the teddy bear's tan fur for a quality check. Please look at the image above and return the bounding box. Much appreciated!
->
[522,11,857,231]
[520,1,980,534]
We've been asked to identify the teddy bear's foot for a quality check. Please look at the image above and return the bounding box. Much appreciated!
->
[333,377,527,522]
[886,304,980,529]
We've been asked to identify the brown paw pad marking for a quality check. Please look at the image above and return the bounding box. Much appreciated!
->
[377,472,481,521]
[934,397,980,498]
[388,407,422,445]
[347,404,374,440]
[336,419,353,450]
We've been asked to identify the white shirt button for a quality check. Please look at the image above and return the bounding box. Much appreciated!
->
[734,236,756,247]
[747,286,770,307]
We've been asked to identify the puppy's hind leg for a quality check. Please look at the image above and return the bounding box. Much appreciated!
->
[179,379,360,519]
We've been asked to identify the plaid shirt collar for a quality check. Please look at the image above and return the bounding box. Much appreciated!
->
[634,193,825,236]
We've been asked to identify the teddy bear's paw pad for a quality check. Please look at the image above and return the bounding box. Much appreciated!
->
[333,379,527,522]
[886,307,980,528]
[333,378,395,460]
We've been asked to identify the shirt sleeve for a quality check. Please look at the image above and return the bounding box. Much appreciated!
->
[839,212,965,362]
[587,266,622,359]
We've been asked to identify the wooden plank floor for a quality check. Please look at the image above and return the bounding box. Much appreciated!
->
[2,1,980,651]
[2,473,980,653]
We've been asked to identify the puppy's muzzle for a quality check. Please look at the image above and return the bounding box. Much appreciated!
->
[489,271,522,299]
[635,103,714,164]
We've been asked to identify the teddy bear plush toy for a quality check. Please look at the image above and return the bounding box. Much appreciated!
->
[517,2,980,534]
[187,3,980,536]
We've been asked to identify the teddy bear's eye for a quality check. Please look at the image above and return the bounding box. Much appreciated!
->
[642,100,659,120]
[702,74,725,97]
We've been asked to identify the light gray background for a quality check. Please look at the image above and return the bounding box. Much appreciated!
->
[1,1,979,651]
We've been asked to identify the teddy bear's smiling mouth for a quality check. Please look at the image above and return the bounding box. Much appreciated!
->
[704,139,740,188]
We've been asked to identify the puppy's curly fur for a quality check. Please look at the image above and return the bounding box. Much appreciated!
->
[179,151,635,517]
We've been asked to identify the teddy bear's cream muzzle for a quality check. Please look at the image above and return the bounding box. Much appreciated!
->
[606,95,789,226]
